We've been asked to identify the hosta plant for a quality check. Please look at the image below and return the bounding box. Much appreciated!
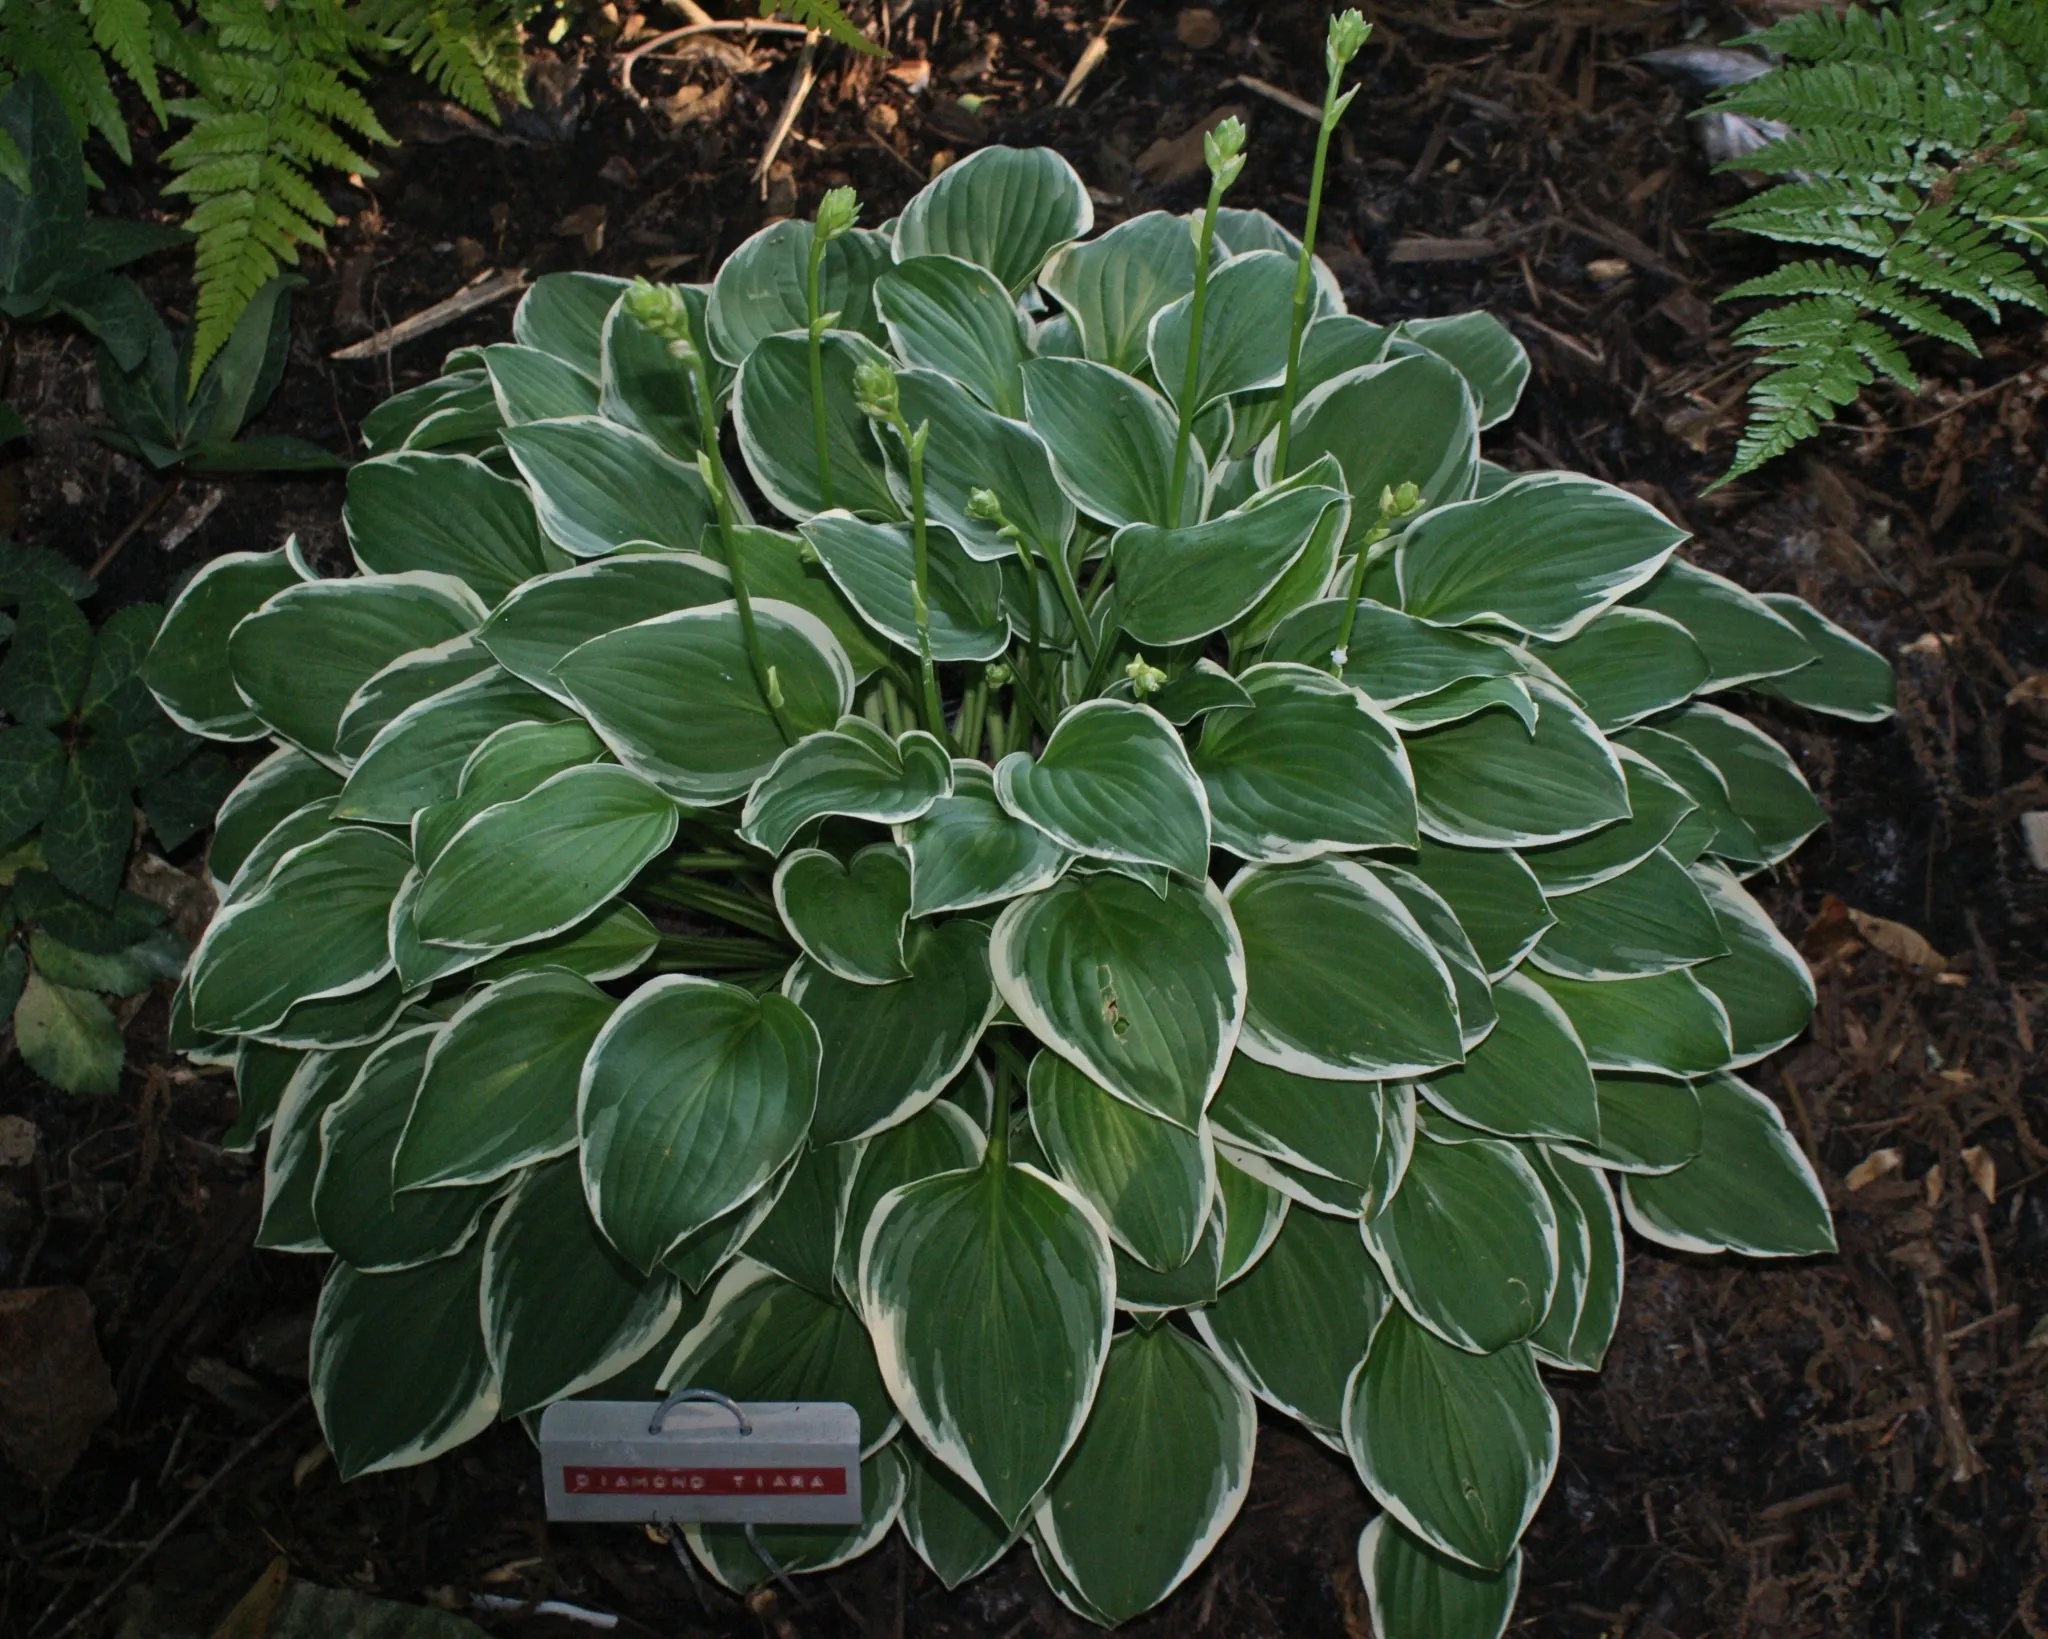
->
[149,20,1895,1632]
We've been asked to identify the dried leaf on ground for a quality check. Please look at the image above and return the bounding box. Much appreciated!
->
[1845,907,1948,973]
[1846,1148,1902,1191]
[0,1287,118,1487]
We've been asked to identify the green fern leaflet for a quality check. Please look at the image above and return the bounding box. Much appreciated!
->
[1708,0,2048,482]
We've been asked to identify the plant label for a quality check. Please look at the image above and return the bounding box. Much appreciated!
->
[538,1400,862,1525]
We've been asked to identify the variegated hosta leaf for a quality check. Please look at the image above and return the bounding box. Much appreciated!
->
[143,546,306,740]
[580,977,820,1270]
[1752,593,1894,721]
[1207,1054,1387,1205]
[1405,680,1630,850]
[481,1155,680,1415]
[685,1446,906,1592]
[1343,1306,1558,1573]
[1033,1327,1256,1623]
[1407,839,1553,978]
[707,218,893,365]
[1027,1051,1212,1271]
[1394,472,1686,641]
[1628,558,1816,692]
[1416,972,1598,1145]
[310,1234,499,1481]
[1363,1124,1558,1354]
[475,552,730,701]
[226,572,488,763]
[876,254,1031,417]
[1557,1073,1703,1176]
[743,1141,848,1298]
[1111,484,1342,647]
[257,1043,376,1254]
[835,1099,984,1308]
[311,1025,500,1273]
[1518,746,1698,894]
[1278,351,1479,534]
[738,718,952,853]
[1214,1151,1289,1283]
[1360,1515,1521,1639]
[995,698,1211,880]
[553,600,853,804]
[501,415,714,557]
[1192,663,1417,862]
[660,1261,898,1453]
[899,759,1072,917]
[1687,862,1815,1064]
[786,918,997,1144]
[1524,967,1733,1077]
[859,1158,1113,1529]
[991,871,1244,1132]
[1622,1074,1834,1257]
[900,1433,1017,1589]
[206,748,342,893]
[412,764,677,951]
[1194,1203,1389,1444]
[394,971,615,1191]
[187,827,410,1037]
[1530,606,1710,732]
[1227,859,1463,1081]
[1528,847,1727,981]
[772,845,913,984]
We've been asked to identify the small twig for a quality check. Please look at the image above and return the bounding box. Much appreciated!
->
[39,1397,309,1639]
[618,16,809,99]
[89,476,182,579]
[755,32,821,198]
[1235,74,1321,122]
[330,268,528,362]
[1055,1,1124,108]
[1944,1302,2020,1345]
[1919,1284,1987,1484]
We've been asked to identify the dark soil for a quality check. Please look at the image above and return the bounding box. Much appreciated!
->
[5,2,2047,1636]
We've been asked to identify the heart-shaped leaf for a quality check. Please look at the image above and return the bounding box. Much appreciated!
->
[477,552,731,700]
[1032,1326,1255,1624]
[991,871,1244,1132]
[892,145,1092,295]
[876,254,1031,416]
[143,546,305,738]
[798,510,1010,660]
[707,218,894,364]
[785,918,997,1144]
[1417,972,1598,1143]
[773,844,914,983]
[579,976,820,1269]
[995,700,1210,879]
[898,759,1071,916]
[739,718,952,852]
[1021,357,1203,529]
[1359,1515,1521,1639]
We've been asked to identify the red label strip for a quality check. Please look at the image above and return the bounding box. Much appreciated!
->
[562,1465,848,1496]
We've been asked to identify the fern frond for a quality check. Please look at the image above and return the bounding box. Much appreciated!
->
[1717,297,1906,483]
[78,0,159,118]
[1707,0,2048,477]
[765,0,882,57]
[1720,257,1981,349]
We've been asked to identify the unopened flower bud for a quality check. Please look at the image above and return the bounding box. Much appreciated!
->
[965,488,1006,524]
[986,662,1013,687]
[1125,656,1168,697]
[815,185,861,243]
[1204,116,1248,190]
[1327,8,1371,73]
[623,277,695,352]
[852,358,899,420]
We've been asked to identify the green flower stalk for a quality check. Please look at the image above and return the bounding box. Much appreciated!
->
[1167,116,1247,529]
[856,358,948,746]
[623,277,794,744]
[1330,479,1423,673]
[808,186,861,510]
[1272,9,1370,481]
